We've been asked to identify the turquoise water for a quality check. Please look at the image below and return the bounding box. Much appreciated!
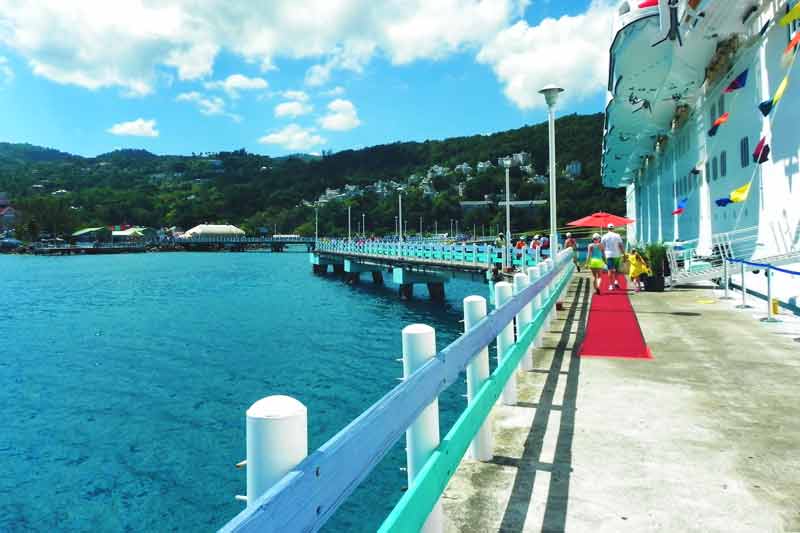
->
[0,252,486,532]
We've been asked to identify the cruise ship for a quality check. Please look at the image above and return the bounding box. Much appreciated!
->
[602,0,800,310]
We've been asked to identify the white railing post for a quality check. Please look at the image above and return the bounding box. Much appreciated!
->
[513,273,534,371]
[720,259,732,299]
[494,282,517,406]
[762,267,781,323]
[462,296,493,461]
[245,395,308,507]
[402,324,444,533]
[527,265,544,349]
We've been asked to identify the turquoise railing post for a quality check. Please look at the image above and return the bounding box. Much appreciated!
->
[462,296,493,461]
[401,324,444,533]
[245,396,308,508]
[494,281,516,405]
[513,273,534,372]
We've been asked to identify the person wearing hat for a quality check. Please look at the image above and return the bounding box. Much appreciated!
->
[587,233,605,294]
[601,223,625,290]
[564,232,579,272]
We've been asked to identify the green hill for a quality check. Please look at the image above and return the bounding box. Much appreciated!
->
[0,112,623,239]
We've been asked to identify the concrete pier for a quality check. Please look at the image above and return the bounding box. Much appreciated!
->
[442,275,800,532]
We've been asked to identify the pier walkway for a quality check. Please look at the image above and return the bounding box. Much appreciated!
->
[443,274,800,532]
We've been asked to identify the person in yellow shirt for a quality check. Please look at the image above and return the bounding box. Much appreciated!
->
[627,250,652,292]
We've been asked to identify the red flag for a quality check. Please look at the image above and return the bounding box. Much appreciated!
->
[638,0,658,7]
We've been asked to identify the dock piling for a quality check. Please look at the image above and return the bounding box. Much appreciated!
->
[494,281,517,406]
[401,324,444,533]
[245,395,308,508]
[463,296,493,461]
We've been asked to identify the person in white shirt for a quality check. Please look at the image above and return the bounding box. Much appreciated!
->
[600,223,625,290]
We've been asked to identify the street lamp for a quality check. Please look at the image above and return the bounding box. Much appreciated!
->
[314,206,319,244]
[398,190,404,242]
[539,84,564,254]
[502,155,513,271]
[395,216,398,238]
[348,205,352,241]
[362,213,365,236]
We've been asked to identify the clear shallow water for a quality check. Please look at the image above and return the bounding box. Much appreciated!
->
[0,252,487,532]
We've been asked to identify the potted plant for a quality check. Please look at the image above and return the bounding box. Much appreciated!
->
[643,243,667,292]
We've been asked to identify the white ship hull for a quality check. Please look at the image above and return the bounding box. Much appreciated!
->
[603,0,800,311]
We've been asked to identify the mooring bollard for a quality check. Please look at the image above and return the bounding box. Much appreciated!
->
[527,265,544,349]
[737,261,752,309]
[513,273,534,372]
[494,282,517,406]
[463,296,493,461]
[402,324,444,533]
[245,395,308,507]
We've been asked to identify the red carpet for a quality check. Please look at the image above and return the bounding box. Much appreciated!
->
[579,273,652,359]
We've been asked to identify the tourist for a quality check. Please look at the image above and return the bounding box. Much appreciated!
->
[564,232,580,272]
[587,233,605,294]
[627,249,651,292]
[601,223,625,290]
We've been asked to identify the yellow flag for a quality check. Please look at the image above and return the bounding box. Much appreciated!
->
[730,182,751,203]
[774,74,790,103]
[780,4,800,26]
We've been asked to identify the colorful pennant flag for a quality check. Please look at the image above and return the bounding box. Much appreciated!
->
[715,198,733,207]
[759,75,790,116]
[782,33,800,69]
[708,112,730,136]
[753,137,770,164]
[672,198,688,215]
[779,3,800,26]
[730,182,751,203]
[638,0,659,7]
[724,70,749,93]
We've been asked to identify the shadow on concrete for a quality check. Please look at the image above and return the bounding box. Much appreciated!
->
[496,278,591,532]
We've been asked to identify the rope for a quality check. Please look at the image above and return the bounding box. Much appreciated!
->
[726,257,800,276]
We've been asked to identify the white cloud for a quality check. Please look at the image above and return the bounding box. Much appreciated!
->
[0,56,12,84]
[318,98,361,131]
[258,123,326,151]
[204,73,268,97]
[0,1,527,94]
[477,0,614,110]
[281,90,309,101]
[321,86,345,97]
[176,91,242,122]
[107,118,159,137]
[274,100,313,118]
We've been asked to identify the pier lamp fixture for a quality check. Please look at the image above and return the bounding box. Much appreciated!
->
[502,155,513,271]
[348,205,352,241]
[398,189,404,242]
[539,84,564,254]
[362,213,365,236]
[395,216,398,238]
[314,205,319,244]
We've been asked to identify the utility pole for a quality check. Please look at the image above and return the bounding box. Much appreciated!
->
[348,205,351,241]
[398,192,403,242]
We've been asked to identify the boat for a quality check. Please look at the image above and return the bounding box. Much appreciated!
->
[602,0,800,310]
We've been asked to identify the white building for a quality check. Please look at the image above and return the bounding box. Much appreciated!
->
[476,161,494,173]
[512,151,531,166]
[454,162,473,174]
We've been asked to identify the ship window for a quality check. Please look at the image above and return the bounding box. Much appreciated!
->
[720,151,727,177]
[712,157,719,180]
[740,137,750,167]
[718,94,725,115]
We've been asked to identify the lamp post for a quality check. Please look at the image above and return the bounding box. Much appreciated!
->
[419,215,423,236]
[502,156,513,271]
[450,219,453,236]
[362,213,365,236]
[314,206,319,244]
[435,220,438,236]
[395,216,398,238]
[398,191,404,242]
[539,84,565,254]
[348,205,352,241]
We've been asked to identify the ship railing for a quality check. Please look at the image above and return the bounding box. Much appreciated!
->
[666,226,760,279]
[720,256,800,321]
[220,249,576,533]
[315,240,546,268]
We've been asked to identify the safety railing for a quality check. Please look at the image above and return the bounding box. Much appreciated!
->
[176,236,315,244]
[666,226,760,280]
[220,249,575,532]
[316,239,547,268]
[721,256,800,323]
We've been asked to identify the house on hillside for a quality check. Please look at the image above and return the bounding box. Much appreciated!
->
[564,160,582,180]
[454,162,472,175]
[512,151,531,166]
[427,165,449,178]
[476,161,494,173]
[0,193,16,230]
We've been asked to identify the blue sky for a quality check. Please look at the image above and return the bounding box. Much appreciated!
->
[0,0,614,157]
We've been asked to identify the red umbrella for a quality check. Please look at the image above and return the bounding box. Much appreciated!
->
[567,212,635,228]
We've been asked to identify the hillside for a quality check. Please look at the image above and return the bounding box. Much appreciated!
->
[0,113,623,239]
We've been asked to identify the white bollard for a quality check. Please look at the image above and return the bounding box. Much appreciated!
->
[246,395,308,507]
[513,273,534,372]
[463,296,493,461]
[494,282,517,406]
[402,324,444,533]
[527,265,544,349]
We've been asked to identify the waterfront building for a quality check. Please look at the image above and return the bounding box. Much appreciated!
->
[602,0,800,307]
[182,224,245,238]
